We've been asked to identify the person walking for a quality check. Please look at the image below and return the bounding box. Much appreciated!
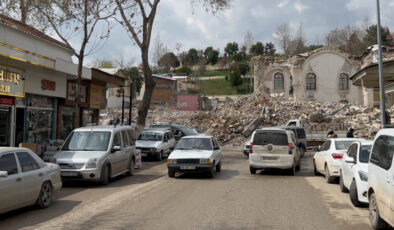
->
[346,128,354,138]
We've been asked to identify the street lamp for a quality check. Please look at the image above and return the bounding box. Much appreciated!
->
[116,83,134,125]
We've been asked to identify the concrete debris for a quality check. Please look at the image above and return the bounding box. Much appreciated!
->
[100,91,386,147]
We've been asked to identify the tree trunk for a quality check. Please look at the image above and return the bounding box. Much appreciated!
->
[74,57,83,128]
[19,0,27,24]
[136,46,155,134]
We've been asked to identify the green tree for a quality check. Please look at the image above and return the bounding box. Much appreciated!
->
[229,67,242,90]
[363,24,388,46]
[250,42,265,56]
[204,46,219,65]
[184,48,199,65]
[158,52,180,71]
[224,42,239,57]
[238,63,249,76]
[175,66,192,76]
[125,67,144,95]
[307,44,324,51]
[265,42,275,54]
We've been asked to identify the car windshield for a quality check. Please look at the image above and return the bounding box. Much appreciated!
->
[335,141,355,150]
[173,125,197,135]
[138,132,163,141]
[175,138,213,150]
[253,132,288,146]
[359,145,372,163]
[62,131,111,151]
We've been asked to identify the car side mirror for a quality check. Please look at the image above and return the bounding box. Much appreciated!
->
[214,146,220,150]
[112,146,121,153]
[0,171,8,177]
[345,157,355,164]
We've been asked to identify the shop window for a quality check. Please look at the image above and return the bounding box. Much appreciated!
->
[306,73,316,90]
[339,73,349,90]
[61,107,75,140]
[274,73,284,90]
[82,109,94,127]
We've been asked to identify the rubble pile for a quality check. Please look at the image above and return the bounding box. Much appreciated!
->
[101,92,388,146]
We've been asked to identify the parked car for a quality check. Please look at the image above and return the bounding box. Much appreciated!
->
[136,128,176,161]
[243,138,252,156]
[0,147,62,214]
[280,126,307,157]
[149,123,198,141]
[193,128,205,134]
[167,136,222,178]
[340,140,373,207]
[249,127,301,175]
[52,125,136,185]
[313,138,364,183]
[367,129,394,229]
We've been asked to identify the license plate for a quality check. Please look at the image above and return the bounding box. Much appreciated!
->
[61,172,78,177]
[141,153,148,157]
[180,165,196,170]
[263,156,278,160]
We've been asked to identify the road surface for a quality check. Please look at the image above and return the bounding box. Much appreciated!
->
[0,148,376,230]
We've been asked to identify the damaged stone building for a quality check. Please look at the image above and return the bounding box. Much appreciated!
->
[253,47,394,107]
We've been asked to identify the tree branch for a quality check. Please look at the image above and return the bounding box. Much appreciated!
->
[115,0,142,48]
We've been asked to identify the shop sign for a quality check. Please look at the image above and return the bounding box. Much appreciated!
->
[0,67,24,97]
[90,84,106,109]
[0,96,14,105]
[41,79,56,91]
[67,82,86,103]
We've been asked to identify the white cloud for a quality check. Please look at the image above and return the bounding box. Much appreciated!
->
[278,0,289,8]
[294,2,309,14]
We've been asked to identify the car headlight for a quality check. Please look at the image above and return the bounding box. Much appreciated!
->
[85,158,99,169]
[167,159,177,165]
[199,158,211,164]
[358,171,368,182]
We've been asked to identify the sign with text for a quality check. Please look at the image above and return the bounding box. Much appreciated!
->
[41,79,56,91]
[67,82,86,103]
[0,67,24,97]
[90,84,106,109]
[0,96,14,105]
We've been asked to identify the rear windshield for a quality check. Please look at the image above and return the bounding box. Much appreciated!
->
[359,145,372,163]
[253,132,288,146]
[335,141,355,150]
[138,132,163,141]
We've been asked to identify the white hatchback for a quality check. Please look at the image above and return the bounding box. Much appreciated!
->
[340,140,372,206]
[367,129,394,229]
[313,138,365,183]
[249,128,301,175]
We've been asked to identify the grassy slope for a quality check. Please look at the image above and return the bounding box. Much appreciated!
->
[200,78,253,95]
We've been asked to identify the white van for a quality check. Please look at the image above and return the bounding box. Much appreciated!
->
[249,127,301,175]
[367,129,394,229]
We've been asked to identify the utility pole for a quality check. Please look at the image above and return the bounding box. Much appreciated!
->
[376,0,386,126]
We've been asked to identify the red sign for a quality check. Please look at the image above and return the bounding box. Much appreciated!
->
[41,79,56,91]
[0,97,14,105]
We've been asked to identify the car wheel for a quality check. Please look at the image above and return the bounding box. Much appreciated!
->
[339,172,349,193]
[168,169,175,178]
[207,164,215,178]
[101,165,110,185]
[313,160,319,176]
[215,161,221,172]
[350,180,362,207]
[325,165,335,183]
[36,181,52,208]
[126,158,135,176]
[369,193,387,230]
[250,167,257,174]
[300,147,305,158]
[156,151,163,161]
[289,162,296,176]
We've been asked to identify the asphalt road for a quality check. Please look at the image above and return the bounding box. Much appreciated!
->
[0,148,382,230]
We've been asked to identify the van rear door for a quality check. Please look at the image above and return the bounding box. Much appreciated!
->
[252,131,289,158]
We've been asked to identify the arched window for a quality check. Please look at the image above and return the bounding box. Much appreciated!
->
[339,73,349,90]
[274,73,284,90]
[306,73,316,90]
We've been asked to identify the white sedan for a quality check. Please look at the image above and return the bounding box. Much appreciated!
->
[313,138,365,183]
[167,136,222,178]
[0,147,62,214]
[340,140,372,207]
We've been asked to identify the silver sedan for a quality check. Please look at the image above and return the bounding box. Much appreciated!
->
[0,147,62,214]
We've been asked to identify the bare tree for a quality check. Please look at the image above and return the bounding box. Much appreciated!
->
[113,55,137,69]
[36,0,116,128]
[274,22,292,56]
[243,30,254,54]
[291,22,307,55]
[115,0,231,134]
[151,33,168,66]
[326,25,366,56]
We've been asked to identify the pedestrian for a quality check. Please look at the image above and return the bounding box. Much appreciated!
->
[327,130,334,138]
[346,128,355,138]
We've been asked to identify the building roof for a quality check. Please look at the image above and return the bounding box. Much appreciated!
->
[0,14,70,50]
[98,68,126,77]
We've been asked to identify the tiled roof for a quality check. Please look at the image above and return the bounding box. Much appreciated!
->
[0,14,70,49]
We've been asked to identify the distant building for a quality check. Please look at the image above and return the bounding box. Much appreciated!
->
[138,75,177,105]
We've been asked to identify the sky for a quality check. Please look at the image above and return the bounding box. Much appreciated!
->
[83,0,394,67]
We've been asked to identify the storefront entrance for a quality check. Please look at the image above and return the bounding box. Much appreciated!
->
[0,106,11,146]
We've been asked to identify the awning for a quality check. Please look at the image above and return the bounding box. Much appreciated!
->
[351,60,394,88]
